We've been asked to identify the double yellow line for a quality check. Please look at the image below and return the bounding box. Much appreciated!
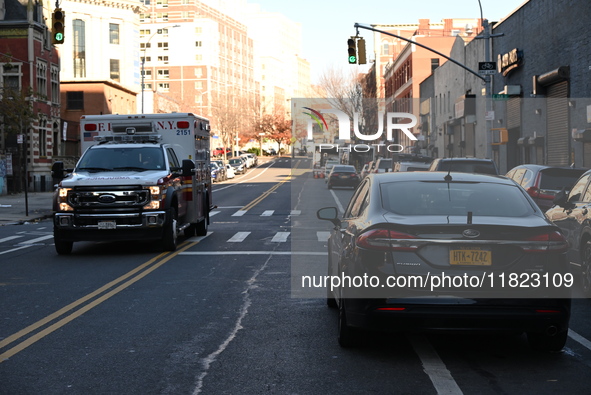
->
[0,240,199,363]
[241,176,291,211]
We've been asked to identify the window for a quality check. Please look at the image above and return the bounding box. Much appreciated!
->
[140,29,150,37]
[142,69,152,77]
[195,54,202,61]
[156,0,168,7]
[157,42,168,50]
[181,11,191,18]
[66,91,84,110]
[157,69,169,79]
[195,26,202,34]
[73,19,86,78]
[51,65,59,103]
[382,42,389,56]
[431,58,439,73]
[157,56,169,64]
[141,56,151,63]
[140,43,152,49]
[157,83,169,92]
[36,60,47,97]
[144,83,152,90]
[194,67,203,77]
[39,119,47,157]
[195,81,203,89]
[110,59,120,81]
[156,13,168,21]
[2,63,22,90]
[109,23,120,44]
[195,41,202,47]
[140,13,151,22]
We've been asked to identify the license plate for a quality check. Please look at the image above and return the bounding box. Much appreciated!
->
[98,221,116,229]
[340,175,349,178]
[449,247,491,266]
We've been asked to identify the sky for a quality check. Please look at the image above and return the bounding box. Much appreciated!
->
[251,0,527,83]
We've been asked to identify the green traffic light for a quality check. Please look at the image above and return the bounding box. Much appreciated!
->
[55,33,63,41]
[349,55,357,63]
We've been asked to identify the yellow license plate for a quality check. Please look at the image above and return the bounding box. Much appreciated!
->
[449,247,492,266]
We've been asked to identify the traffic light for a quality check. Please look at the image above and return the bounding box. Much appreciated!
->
[52,8,65,44]
[357,38,366,64]
[347,38,357,64]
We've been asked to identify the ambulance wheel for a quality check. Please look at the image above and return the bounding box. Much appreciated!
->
[195,196,209,236]
[54,230,73,255]
[162,207,178,251]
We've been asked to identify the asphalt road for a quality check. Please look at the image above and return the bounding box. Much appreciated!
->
[1,157,591,394]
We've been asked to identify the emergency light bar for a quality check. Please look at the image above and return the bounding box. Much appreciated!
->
[94,135,162,144]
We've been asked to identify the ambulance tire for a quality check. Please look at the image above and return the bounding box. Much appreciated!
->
[195,195,209,236]
[54,230,73,255]
[162,206,178,251]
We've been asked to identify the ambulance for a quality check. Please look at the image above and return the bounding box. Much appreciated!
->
[51,113,213,254]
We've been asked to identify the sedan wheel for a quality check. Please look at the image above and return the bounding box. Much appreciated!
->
[527,328,568,352]
[338,299,363,347]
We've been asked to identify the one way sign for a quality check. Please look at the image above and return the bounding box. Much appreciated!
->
[478,62,496,75]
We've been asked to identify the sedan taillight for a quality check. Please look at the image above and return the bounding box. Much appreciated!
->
[356,229,419,251]
[522,231,568,253]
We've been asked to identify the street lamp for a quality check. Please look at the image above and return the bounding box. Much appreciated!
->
[141,24,180,114]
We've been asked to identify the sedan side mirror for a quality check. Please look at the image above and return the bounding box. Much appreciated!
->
[317,207,340,227]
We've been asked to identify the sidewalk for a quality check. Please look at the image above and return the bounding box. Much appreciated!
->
[0,191,54,225]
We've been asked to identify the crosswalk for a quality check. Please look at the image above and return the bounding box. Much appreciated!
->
[214,230,331,243]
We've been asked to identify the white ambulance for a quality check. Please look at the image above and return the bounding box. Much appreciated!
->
[51,113,213,254]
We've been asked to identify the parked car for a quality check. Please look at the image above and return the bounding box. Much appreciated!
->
[317,171,570,351]
[240,153,255,168]
[212,147,231,157]
[225,163,235,179]
[322,159,341,177]
[547,169,591,296]
[326,165,360,189]
[263,148,277,156]
[373,158,393,173]
[428,157,499,175]
[212,160,227,181]
[228,158,247,174]
[505,164,587,212]
[209,162,221,182]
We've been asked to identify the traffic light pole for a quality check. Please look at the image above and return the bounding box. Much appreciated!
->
[353,23,485,82]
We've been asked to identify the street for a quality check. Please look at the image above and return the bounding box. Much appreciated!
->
[2,157,591,394]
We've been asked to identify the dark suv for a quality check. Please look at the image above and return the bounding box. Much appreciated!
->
[428,157,499,175]
[506,164,587,212]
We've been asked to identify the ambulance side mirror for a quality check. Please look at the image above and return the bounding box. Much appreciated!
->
[51,161,65,180]
[181,159,196,177]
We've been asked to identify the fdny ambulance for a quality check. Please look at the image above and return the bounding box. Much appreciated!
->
[51,113,213,255]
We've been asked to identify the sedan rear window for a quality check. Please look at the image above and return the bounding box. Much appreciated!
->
[435,161,498,175]
[380,181,535,217]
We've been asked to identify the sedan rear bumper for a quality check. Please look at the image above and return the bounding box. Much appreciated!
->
[345,298,571,335]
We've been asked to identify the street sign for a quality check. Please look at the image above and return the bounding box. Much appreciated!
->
[478,62,496,75]
[492,94,509,101]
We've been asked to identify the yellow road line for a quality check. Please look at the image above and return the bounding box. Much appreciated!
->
[0,240,197,363]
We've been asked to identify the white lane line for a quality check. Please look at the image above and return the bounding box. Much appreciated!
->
[261,210,274,216]
[227,232,250,242]
[290,210,301,216]
[18,235,54,245]
[408,335,463,395]
[0,245,34,255]
[569,329,591,351]
[317,232,330,242]
[329,189,346,214]
[179,251,327,256]
[213,161,276,192]
[0,236,24,244]
[209,211,221,217]
[271,232,290,242]
[231,210,247,217]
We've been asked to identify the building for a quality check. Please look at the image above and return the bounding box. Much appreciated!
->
[58,0,145,161]
[0,0,60,194]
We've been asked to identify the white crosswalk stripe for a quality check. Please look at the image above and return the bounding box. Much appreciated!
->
[261,210,274,216]
[271,232,290,242]
[316,232,330,242]
[0,235,24,244]
[232,210,247,216]
[209,210,221,217]
[228,232,250,242]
